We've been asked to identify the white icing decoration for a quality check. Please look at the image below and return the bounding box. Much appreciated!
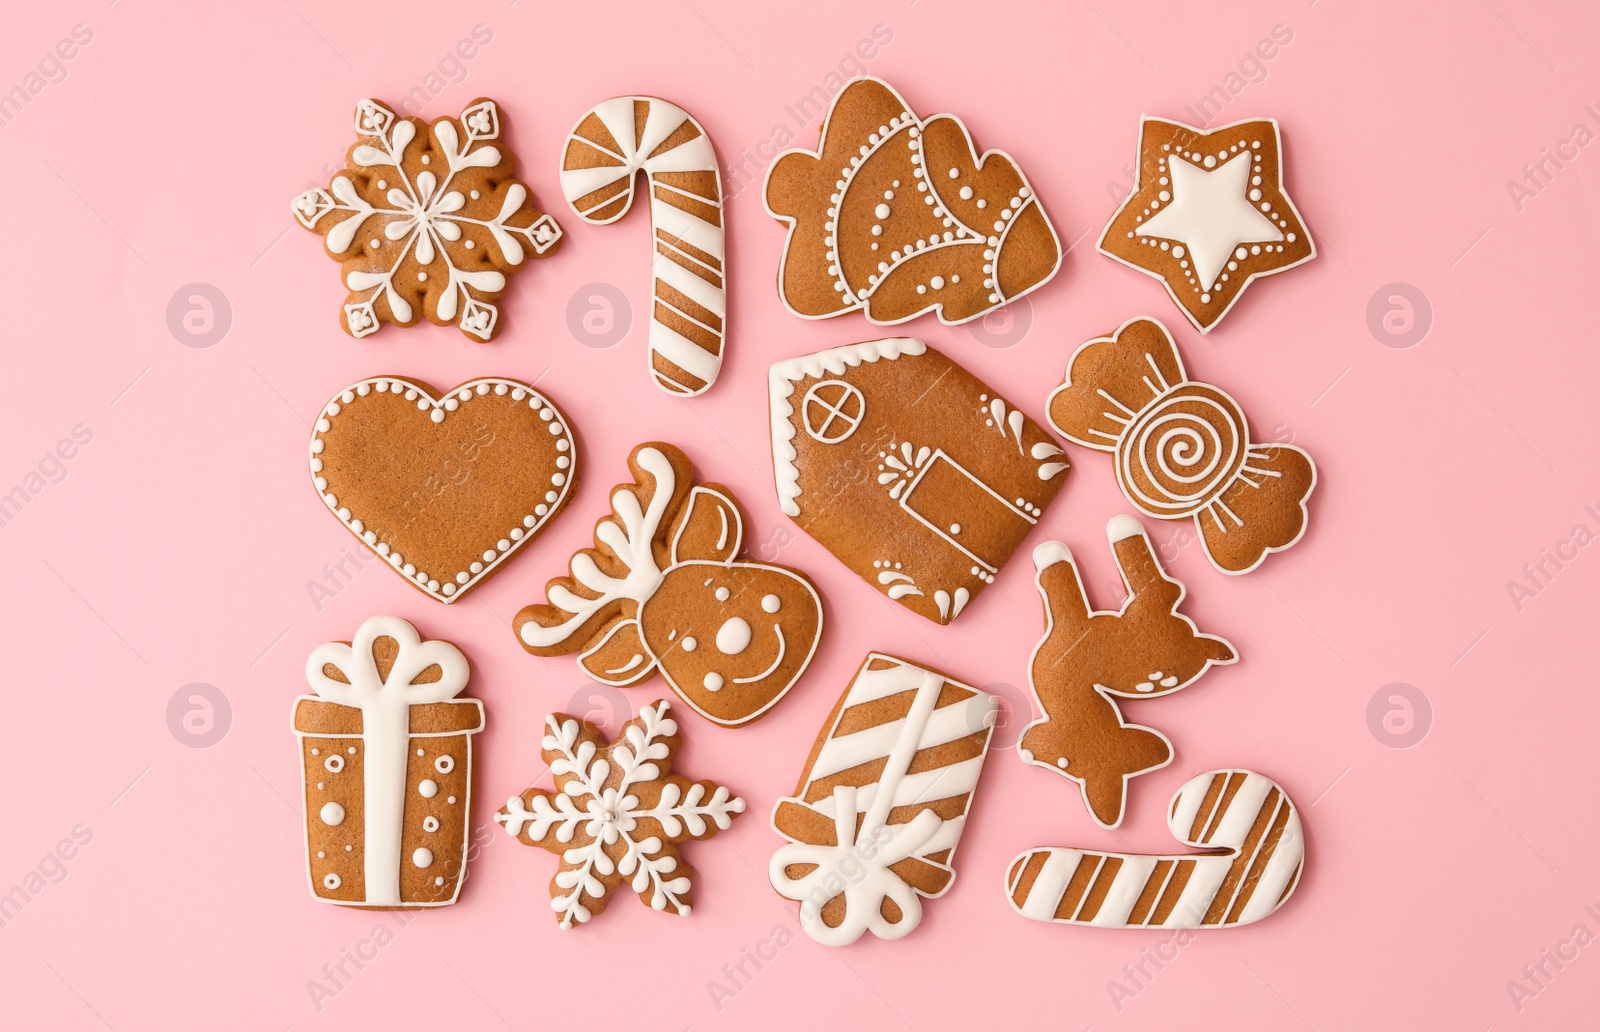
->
[319,802,346,827]
[761,594,781,613]
[296,615,481,909]
[559,97,726,397]
[769,338,927,517]
[307,376,577,603]
[704,672,725,691]
[413,848,434,869]
[1007,770,1303,928]
[715,617,751,655]
[769,656,999,946]
[419,779,438,799]
[517,446,824,728]
[1096,117,1315,334]
[495,701,745,927]
[423,816,440,833]
[290,99,561,340]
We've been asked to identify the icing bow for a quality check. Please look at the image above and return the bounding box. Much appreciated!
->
[303,615,470,907]
[1046,317,1317,575]
[768,785,944,947]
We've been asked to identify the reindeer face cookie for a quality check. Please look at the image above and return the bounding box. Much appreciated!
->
[514,443,823,728]
[1047,317,1316,574]
[764,76,1062,325]
[1020,516,1236,828]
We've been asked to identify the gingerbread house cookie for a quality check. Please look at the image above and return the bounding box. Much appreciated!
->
[770,338,1068,624]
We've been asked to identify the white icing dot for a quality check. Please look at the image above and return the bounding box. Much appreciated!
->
[948,167,959,178]
[681,636,698,652]
[417,272,427,282]
[930,276,945,289]
[715,586,730,601]
[430,409,444,424]
[470,189,480,199]
[413,848,434,869]
[875,203,891,218]
[435,755,455,774]
[320,802,345,826]
[762,594,781,613]
[324,873,342,890]
[324,755,344,773]
[447,796,457,805]
[704,672,724,692]
[419,779,438,798]
[435,876,445,886]
[423,816,440,833]
[951,523,962,534]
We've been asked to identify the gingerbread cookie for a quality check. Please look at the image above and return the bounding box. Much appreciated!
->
[560,97,726,396]
[770,653,998,946]
[495,700,745,928]
[770,338,1067,623]
[292,615,484,908]
[764,76,1061,325]
[1046,317,1315,574]
[310,376,578,603]
[514,443,822,728]
[291,98,562,341]
[1098,117,1313,333]
[1006,769,1304,928]
[1020,516,1236,828]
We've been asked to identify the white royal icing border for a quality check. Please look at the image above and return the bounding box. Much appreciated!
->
[309,376,578,603]
[1094,116,1316,335]
[762,75,1061,327]
[768,337,927,517]
[292,614,483,909]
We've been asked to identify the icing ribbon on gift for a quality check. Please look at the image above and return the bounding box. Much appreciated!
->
[305,615,469,907]
[770,786,943,945]
[769,668,970,945]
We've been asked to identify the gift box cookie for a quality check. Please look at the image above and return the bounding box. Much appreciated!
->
[769,653,999,945]
[770,338,1068,623]
[292,615,484,908]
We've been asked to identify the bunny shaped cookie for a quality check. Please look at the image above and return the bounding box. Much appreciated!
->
[514,443,823,728]
[1019,515,1235,827]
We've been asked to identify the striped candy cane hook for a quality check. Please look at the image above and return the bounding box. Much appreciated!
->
[1006,769,1304,929]
[560,97,726,397]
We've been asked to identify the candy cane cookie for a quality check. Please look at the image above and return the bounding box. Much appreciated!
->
[1006,769,1304,929]
[560,97,726,397]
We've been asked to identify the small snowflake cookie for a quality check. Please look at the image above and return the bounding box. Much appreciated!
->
[496,700,745,928]
[764,76,1062,325]
[1097,116,1314,333]
[291,98,563,342]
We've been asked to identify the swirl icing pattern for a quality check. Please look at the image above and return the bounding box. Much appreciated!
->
[1047,317,1316,575]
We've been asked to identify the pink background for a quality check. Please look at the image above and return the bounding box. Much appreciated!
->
[2,0,1597,1027]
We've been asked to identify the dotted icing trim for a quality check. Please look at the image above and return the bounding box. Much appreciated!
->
[308,376,576,604]
[1125,135,1299,305]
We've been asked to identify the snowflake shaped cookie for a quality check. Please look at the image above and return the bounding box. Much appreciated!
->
[291,98,562,342]
[495,700,744,928]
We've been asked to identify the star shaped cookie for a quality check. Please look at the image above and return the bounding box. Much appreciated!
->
[1097,117,1313,333]
[495,700,745,928]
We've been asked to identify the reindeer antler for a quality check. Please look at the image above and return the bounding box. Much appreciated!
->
[516,444,691,657]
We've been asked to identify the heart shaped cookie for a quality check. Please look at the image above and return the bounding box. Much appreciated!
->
[309,376,579,603]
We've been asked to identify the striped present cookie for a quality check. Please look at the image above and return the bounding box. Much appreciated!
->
[769,653,999,946]
[1006,769,1303,928]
